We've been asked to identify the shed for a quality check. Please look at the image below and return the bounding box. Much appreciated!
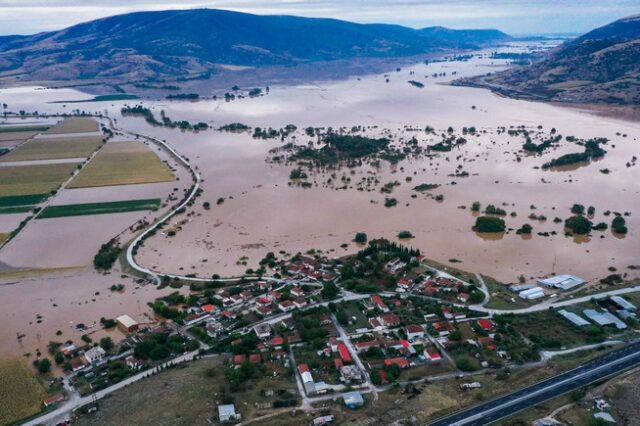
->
[218,404,240,422]
[116,314,139,333]
[343,391,364,409]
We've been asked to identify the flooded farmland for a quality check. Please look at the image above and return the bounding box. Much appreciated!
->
[0,42,639,359]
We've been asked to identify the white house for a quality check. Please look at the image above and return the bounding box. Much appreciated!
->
[84,346,106,364]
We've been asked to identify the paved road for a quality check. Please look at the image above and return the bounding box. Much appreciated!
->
[427,340,640,426]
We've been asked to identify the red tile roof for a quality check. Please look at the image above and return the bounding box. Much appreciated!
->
[477,319,493,331]
[337,343,352,363]
[384,357,410,369]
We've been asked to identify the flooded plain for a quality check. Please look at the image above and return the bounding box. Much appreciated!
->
[0,43,639,359]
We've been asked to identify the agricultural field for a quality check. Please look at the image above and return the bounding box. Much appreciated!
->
[0,163,78,197]
[0,358,47,425]
[38,198,161,218]
[44,117,99,134]
[0,130,40,142]
[0,136,103,162]
[68,141,175,188]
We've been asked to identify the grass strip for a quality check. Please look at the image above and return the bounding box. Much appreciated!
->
[0,125,50,133]
[38,198,161,218]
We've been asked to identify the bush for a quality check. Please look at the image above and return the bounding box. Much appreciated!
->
[397,230,414,239]
[516,224,533,235]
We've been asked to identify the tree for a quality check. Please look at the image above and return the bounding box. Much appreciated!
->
[473,216,506,233]
[321,282,340,300]
[100,337,114,352]
[455,356,477,372]
[354,232,368,244]
[336,310,349,325]
[34,358,51,374]
[565,215,592,235]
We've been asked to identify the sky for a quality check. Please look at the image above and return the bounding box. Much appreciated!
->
[0,0,638,36]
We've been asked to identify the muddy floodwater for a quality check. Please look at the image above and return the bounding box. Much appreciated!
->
[0,42,639,358]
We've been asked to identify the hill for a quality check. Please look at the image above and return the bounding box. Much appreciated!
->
[0,9,510,83]
[455,15,640,106]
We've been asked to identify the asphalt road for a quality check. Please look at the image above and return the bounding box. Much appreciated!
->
[428,340,640,426]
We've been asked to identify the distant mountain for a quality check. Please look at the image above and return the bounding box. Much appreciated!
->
[0,9,510,83]
[456,15,640,106]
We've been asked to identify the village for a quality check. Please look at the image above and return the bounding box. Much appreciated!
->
[34,239,640,425]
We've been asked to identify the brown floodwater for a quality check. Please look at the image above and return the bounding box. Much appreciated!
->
[0,42,639,360]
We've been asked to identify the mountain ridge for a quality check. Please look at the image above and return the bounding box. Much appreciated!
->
[0,8,511,83]
[454,15,640,106]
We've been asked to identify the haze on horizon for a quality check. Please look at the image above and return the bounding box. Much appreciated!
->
[0,0,638,37]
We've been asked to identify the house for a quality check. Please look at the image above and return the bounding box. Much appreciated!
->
[384,357,410,369]
[476,319,493,331]
[368,318,383,331]
[201,304,217,314]
[254,323,272,339]
[278,300,295,312]
[354,339,380,353]
[278,300,296,312]
[69,356,88,372]
[371,295,389,312]
[385,258,406,274]
[43,394,64,407]
[291,287,304,297]
[405,325,425,340]
[343,391,364,409]
[125,355,143,370]
[457,292,470,303]
[84,346,106,364]
[249,353,262,364]
[432,321,455,337]
[424,348,442,362]
[271,336,285,349]
[184,312,209,326]
[378,313,401,328]
[218,404,241,423]
[298,363,316,395]
[116,314,139,333]
[340,364,363,382]
[478,336,497,351]
[328,337,339,352]
[337,343,352,363]
[294,297,308,309]
[396,278,413,292]
[233,354,246,366]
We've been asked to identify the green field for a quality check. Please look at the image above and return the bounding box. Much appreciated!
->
[0,136,103,162]
[0,163,77,197]
[0,358,47,425]
[44,117,99,134]
[0,194,47,207]
[68,141,175,188]
[0,125,50,134]
[0,233,8,245]
[0,205,34,214]
[51,94,139,103]
[38,198,161,218]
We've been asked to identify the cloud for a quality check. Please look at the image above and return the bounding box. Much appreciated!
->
[0,0,637,35]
